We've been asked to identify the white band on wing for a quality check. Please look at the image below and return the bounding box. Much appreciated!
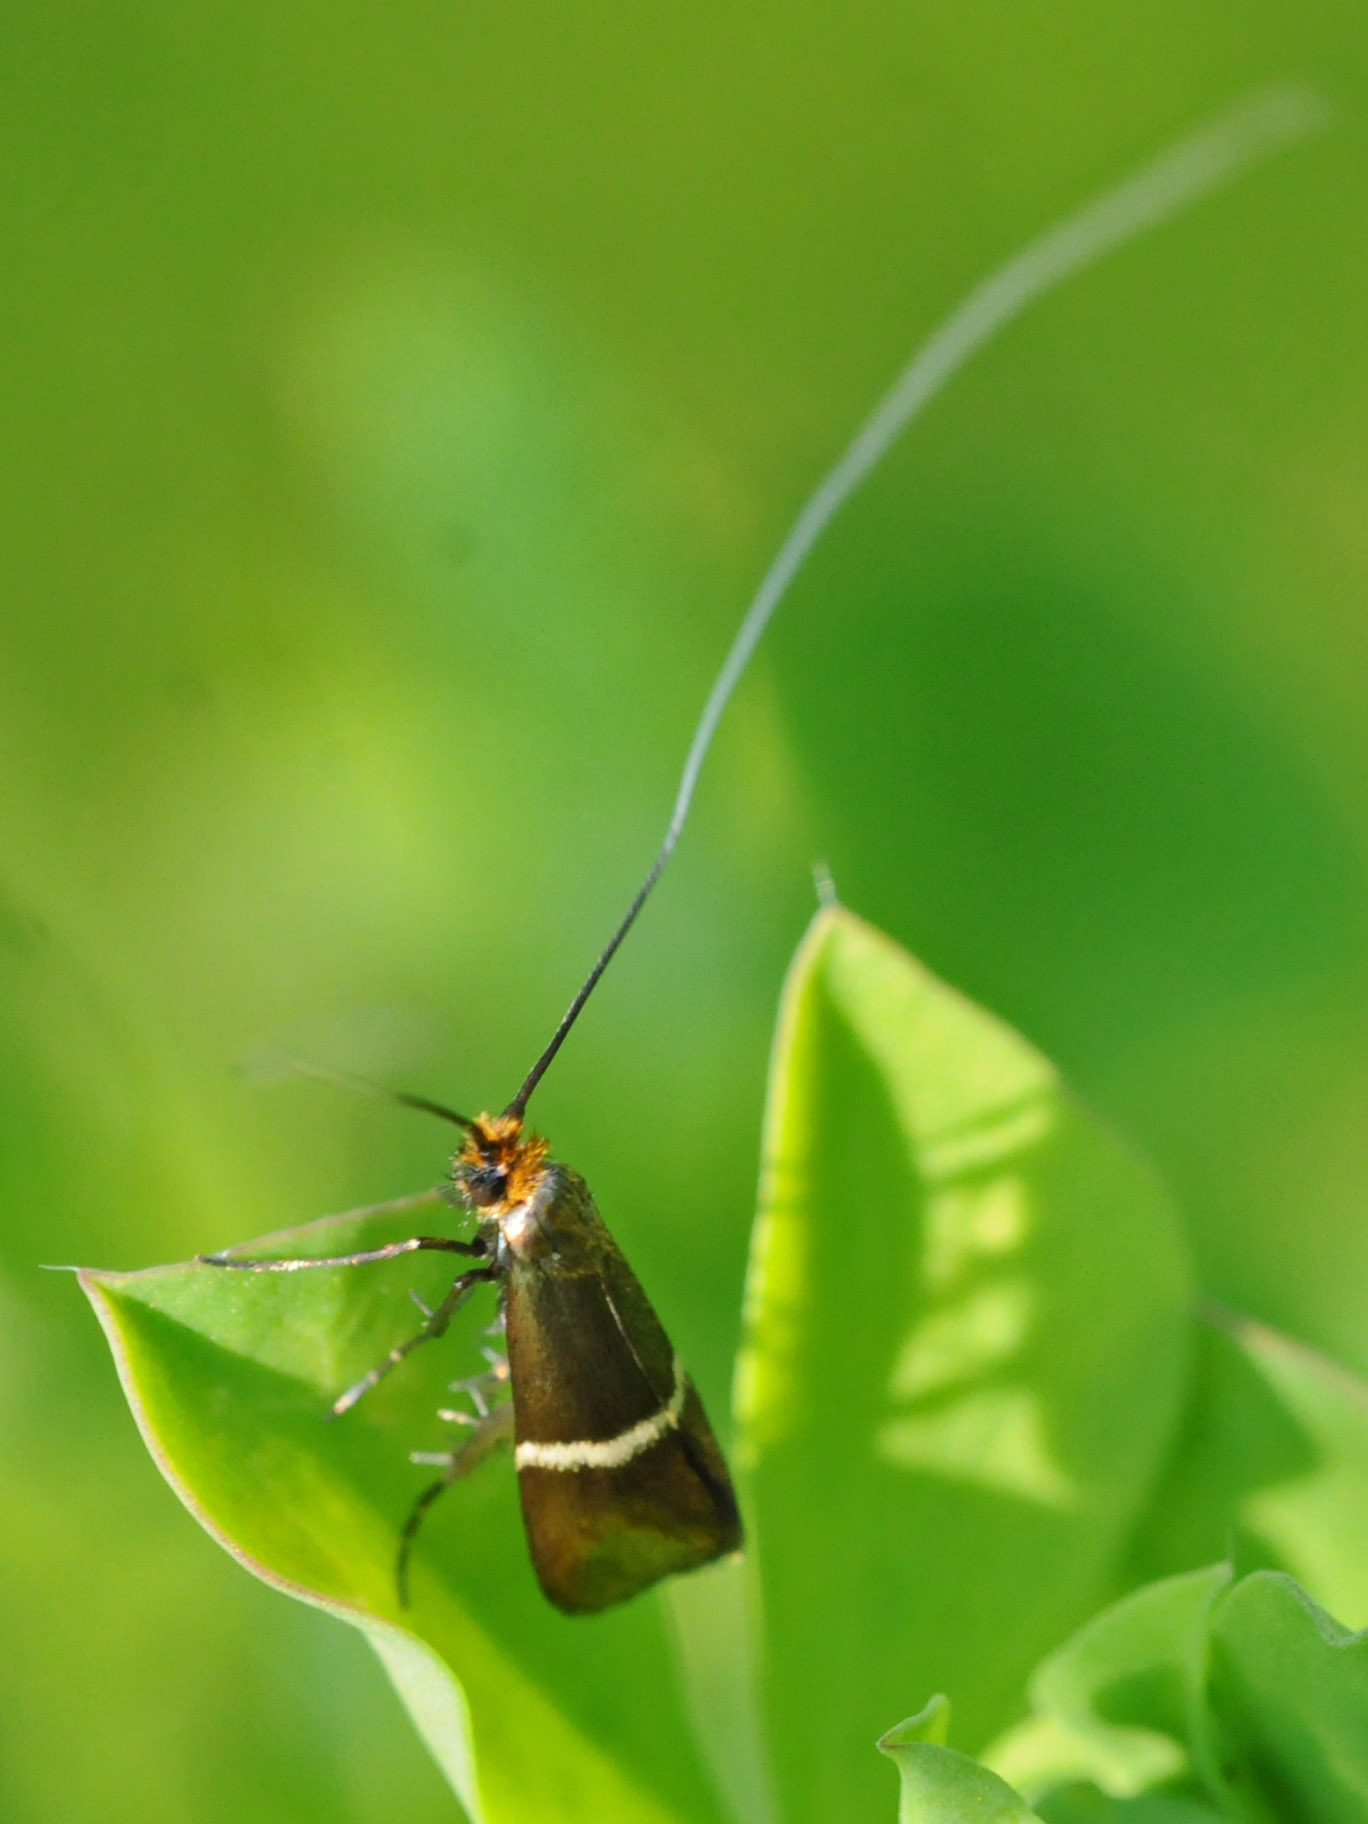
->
[515,1355,688,1472]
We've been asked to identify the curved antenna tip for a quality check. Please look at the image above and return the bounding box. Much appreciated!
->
[507,83,1322,1117]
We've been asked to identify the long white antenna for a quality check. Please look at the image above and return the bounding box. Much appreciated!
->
[506,83,1327,1117]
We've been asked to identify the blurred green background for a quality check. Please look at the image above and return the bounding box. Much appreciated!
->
[4,5,1368,1821]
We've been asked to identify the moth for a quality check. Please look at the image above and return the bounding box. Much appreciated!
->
[204,925,743,1615]
[204,1058,742,1613]
[200,85,1310,1614]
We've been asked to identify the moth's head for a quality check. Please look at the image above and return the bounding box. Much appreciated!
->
[454,1112,550,1211]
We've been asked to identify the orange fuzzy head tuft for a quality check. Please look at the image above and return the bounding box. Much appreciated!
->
[454,1112,550,1211]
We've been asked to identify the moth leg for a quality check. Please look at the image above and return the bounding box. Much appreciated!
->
[440,1346,510,1423]
[330,1264,499,1417]
[397,1401,515,1606]
[198,1233,485,1272]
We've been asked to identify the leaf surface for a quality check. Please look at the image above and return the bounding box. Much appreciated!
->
[81,1194,725,1824]
[878,1728,1043,1824]
[1130,1311,1368,1629]
[1208,1570,1368,1823]
[988,1566,1230,1804]
[735,907,1191,1824]
[991,1562,1368,1823]
[1034,1787,1221,1823]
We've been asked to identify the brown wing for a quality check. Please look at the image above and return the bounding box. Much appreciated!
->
[503,1166,741,1614]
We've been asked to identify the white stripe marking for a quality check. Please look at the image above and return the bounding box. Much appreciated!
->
[515,1356,688,1472]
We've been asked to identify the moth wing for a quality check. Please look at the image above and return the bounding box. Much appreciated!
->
[504,1175,741,1614]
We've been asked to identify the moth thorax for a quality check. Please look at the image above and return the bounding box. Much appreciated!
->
[499,1198,542,1254]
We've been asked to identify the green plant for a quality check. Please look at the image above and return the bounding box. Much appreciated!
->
[66,76,1368,1824]
[884,1562,1368,1821]
[81,906,1368,1821]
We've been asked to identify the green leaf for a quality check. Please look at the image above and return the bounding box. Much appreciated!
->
[734,907,1192,1824]
[664,1557,776,1824]
[1208,1570,1368,1821]
[989,1561,1368,1822]
[1035,1786,1222,1823]
[881,1695,954,1748]
[1130,1311,1368,1629]
[987,1566,1230,1804]
[80,1197,725,1824]
[878,1729,1044,1823]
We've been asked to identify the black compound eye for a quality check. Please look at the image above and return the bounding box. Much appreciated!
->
[463,1165,507,1208]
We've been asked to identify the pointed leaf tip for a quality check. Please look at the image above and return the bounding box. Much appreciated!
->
[880,1736,1043,1823]
[879,1695,953,1751]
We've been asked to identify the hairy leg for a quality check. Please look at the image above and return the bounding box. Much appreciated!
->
[398,1401,516,1606]
[330,1264,500,1416]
